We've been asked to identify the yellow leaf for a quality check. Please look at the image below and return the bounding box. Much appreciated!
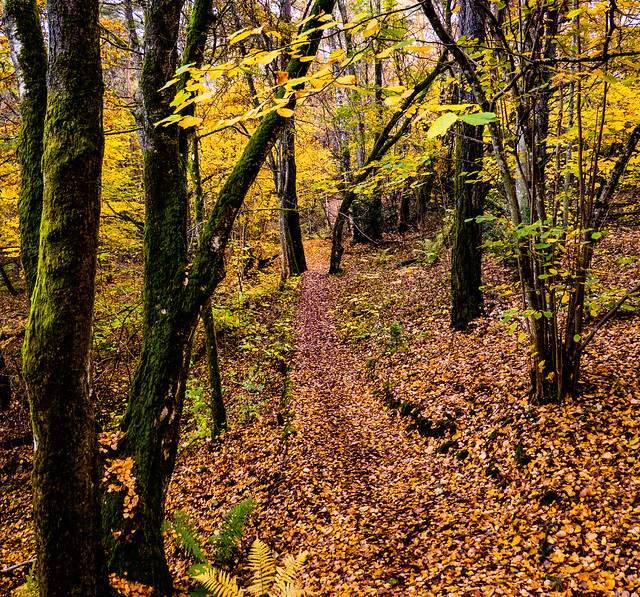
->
[328,48,345,62]
[256,50,280,65]
[277,108,294,117]
[177,116,203,128]
[336,75,357,85]
[409,46,433,54]
[363,19,379,38]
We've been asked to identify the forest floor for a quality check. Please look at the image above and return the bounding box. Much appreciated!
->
[1,232,640,596]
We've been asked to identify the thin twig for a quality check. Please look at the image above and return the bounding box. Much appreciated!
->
[1,559,36,575]
[578,282,640,355]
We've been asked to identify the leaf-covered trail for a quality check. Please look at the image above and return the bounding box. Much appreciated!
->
[168,233,640,597]
[284,262,432,595]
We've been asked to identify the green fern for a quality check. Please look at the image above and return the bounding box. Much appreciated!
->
[15,565,38,597]
[168,509,208,564]
[192,538,310,597]
[210,497,256,565]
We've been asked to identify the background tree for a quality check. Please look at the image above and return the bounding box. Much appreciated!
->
[2,0,47,300]
[449,0,486,330]
[420,0,640,402]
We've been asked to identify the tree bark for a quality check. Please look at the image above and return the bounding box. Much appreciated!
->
[2,0,47,300]
[0,349,10,411]
[450,0,485,330]
[201,302,226,435]
[102,1,335,592]
[21,0,108,595]
[278,116,307,276]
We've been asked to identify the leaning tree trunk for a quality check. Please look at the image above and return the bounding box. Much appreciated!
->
[449,0,485,330]
[329,56,445,273]
[2,0,47,300]
[102,1,335,592]
[21,1,108,595]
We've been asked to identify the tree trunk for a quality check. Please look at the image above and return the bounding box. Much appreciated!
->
[450,120,485,329]
[21,1,108,595]
[2,0,47,300]
[278,117,307,277]
[103,1,335,592]
[191,131,227,436]
[449,0,485,330]
[0,349,10,411]
[201,301,226,435]
[103,2,188,592]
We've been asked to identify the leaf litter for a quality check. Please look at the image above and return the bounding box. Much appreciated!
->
[1,234,640,596]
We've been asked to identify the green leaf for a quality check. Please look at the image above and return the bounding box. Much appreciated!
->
[573,334,582,343]
[427,112,458,139]
[566,8,585,18]
[458,112,498,126]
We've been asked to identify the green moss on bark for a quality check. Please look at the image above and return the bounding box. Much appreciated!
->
[21,1,107,595]
[3,0,47,299]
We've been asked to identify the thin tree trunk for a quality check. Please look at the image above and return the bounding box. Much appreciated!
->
[22,0,108,595]
[2,0,47,300]
[200,302,226,434]
[191,132,226,435]
[0,349,10,411]
[279,117,307,276]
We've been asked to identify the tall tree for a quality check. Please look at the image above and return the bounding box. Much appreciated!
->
[102,1,335,591]
[420,0,640,402]
[278,117,308,277]
[20,0,109,595]
[277,0,307,278]
[449,0,486,330]
[2,0,47,299]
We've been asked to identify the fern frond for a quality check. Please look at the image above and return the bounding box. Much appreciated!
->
[194,566,245,597]
[211,497,257,565]
[276,584,310,597]
[247,538,276,596]
[171,509,208,563]
[273,551,308,591]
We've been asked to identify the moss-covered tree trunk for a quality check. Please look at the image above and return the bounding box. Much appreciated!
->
[102,2,189,592]
[2,0,47,299]
[102,1,335,592]
[449,0,485,330]
[21,1,108,595]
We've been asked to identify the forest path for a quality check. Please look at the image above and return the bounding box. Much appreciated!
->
[281,247,433,595]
